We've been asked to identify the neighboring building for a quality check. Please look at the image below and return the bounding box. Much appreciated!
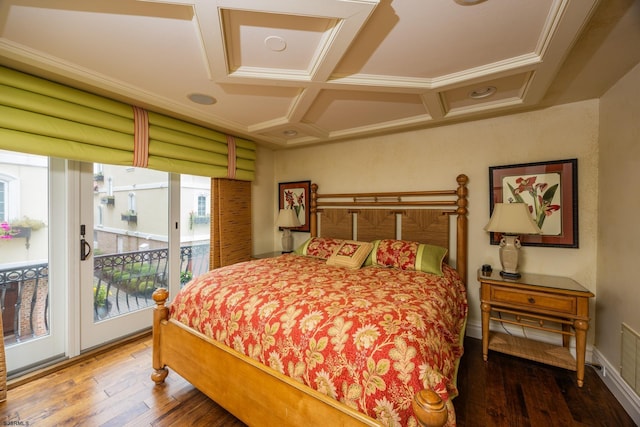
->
[92,163,211,255]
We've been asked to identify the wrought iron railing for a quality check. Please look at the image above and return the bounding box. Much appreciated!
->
[0,262,49,345]
[0,244,209,345]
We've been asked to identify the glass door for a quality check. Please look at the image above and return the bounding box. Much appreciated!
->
[1,154,213,371]
[79,163,173,350]
[1,152,65,375]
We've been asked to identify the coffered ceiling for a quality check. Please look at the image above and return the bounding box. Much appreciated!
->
[0,0,638,148]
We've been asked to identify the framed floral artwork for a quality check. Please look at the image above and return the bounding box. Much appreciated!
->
[278,180,311,232]
[489,159,578,248]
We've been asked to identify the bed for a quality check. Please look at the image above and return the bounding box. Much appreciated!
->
[151,174,469,427]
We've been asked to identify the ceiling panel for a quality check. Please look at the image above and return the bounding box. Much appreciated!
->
[442,73,533,115]
[304,90,427,132]
[223,9,335,75]
[0,0,627,148]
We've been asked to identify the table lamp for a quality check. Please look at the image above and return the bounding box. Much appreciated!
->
[276,208,301,253]
[484,202,542,278]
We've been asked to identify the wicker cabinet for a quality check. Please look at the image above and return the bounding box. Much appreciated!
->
[479,269,594,387]
[210,178,252,268]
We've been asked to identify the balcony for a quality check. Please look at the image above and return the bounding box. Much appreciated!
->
[120,211,137,224]
[101,196,115,206]
[189,213,210,230]
[0,244,209,346]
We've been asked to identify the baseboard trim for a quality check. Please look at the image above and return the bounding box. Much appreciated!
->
[592,347,640,425]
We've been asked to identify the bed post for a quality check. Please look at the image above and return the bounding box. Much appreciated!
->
[456,174,469,285]
[310,183,318,238]
[455,174,469,286]
[412,390,448,427]
[151,288,169,384]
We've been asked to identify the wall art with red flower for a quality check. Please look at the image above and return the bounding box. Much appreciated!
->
[489,159,578,248]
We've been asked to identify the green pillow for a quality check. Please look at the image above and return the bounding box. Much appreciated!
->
[415,243,448,276]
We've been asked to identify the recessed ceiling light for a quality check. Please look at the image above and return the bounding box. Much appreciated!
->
[265,36,287,52]
[187,93,216,105]
[469,86,496,99]
[454,0,487,5]
[283,129,298,137]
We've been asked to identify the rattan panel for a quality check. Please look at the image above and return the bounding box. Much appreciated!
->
[317,209,352,240]
[356,209,396,242]
[401,210,449,249]
[210,179,252,268]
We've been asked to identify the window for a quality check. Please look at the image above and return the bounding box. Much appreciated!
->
[128,192,136,213]
[0,169,21,229]
[0,180,5,222]
[197,194,207,216]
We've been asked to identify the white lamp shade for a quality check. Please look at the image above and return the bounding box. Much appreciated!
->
[276,208,301,228]
[484,203,542,235]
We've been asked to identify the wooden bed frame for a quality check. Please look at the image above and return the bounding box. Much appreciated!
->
[151,174,469,427]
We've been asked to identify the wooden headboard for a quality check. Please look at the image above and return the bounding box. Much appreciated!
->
[309,174,469,285]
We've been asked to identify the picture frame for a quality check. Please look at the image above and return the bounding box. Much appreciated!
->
[278,180,311,232]
[489,159,578,248]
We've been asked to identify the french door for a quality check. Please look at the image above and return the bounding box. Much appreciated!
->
[1,154,65,375]
[79,163,177,349]
[2,154,210,372]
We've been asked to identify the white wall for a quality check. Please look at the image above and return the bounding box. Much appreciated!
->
[597,61,640,365]
[256,100,601,340]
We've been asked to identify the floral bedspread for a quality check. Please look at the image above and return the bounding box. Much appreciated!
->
[170,254,467,426]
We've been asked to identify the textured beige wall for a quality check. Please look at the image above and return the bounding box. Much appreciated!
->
[597,61,640,365]
[259,100,600,336]
[251,145,276,256]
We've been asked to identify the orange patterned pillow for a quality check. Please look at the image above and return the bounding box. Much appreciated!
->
[295,237,345,260]
[367,239,448,276]
[326,240,373,269]
[374,239,418,270]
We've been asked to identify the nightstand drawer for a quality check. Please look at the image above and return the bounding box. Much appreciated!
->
[490,285,576,315]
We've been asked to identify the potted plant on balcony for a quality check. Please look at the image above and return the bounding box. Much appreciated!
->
[94,285,112,319]
[180,270,193,286]
[94,171,104,182]
[1,217,46,249]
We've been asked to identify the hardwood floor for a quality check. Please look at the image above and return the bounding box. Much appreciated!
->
[455,338,635,427]
[0,335,635,426]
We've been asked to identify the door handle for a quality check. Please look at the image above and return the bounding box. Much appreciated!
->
[80,238,92,261]
[80,224,91,261]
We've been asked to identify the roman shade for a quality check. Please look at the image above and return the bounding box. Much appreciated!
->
[0,66,256,180]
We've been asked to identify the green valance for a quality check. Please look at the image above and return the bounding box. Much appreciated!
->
[0,66,256,180]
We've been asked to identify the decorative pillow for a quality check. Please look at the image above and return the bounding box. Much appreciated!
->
[294,237,345,260]
[365,239,448,276]
[326,240,373,269]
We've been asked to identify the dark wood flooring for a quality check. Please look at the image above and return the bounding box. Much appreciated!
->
[0,335,635,426]
[455,338,635,426]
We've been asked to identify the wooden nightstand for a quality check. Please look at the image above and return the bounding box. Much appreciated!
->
[479,269,594,387]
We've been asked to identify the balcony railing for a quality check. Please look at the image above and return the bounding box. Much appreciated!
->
[0,263,49,345]
[0,243,209,346]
